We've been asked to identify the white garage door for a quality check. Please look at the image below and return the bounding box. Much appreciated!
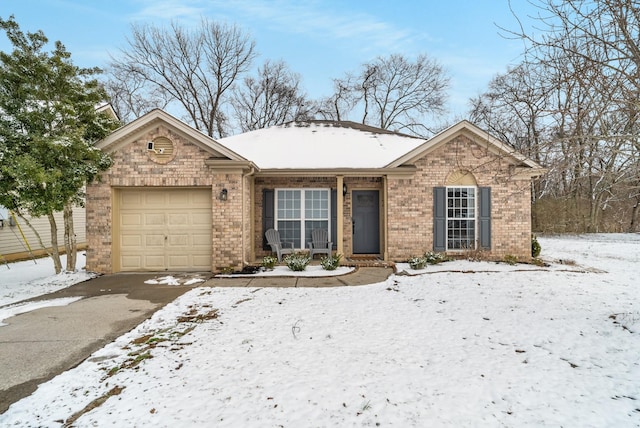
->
[117,188,212,272]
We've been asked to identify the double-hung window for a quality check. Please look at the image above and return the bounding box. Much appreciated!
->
[275,189,329,249]
[446,186,476,250]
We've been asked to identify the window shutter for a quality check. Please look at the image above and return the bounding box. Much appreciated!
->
[262,189,274,250]
[331,188,337,250]
[478,187,491,249]
[433,187,446,252]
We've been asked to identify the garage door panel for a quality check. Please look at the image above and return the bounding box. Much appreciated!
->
[168,255,189,268]
[190,190,212,206]
[168,192,191,205]
[167,213,188,225]
[192,235,211,246]
[144,192,168,206]
[192,213,211,225]
[168,234,189,246]
[192,255,212,267]
[121,192,143,205]
[144,255,166,269]
[145,235,165,247]
[117,188,212,272]
[121,235,142,247]
[121,255,142,269]
[145,213,165,226]
[121,213,142,226]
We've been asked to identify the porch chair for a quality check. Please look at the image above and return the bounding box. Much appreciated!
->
[265,228,295,262]
[308,229,332,259]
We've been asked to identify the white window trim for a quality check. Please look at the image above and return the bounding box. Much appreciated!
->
[274,188,331,249]
[446,185,478,251]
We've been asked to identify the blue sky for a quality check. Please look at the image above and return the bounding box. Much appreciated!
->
[0,0,536,119]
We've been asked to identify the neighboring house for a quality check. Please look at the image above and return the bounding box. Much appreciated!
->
[86,109,544,274]
[0,205,87,263]
[0,103,118,264]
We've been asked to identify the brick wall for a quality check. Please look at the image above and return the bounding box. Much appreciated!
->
[86,124,245,273]
[387,134,533,261]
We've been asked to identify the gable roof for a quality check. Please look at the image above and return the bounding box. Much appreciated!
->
[95,103,119,121]
[95,109,248,162]
[217,120,426,169]
[387,120,543,169]
[97,111,544,177]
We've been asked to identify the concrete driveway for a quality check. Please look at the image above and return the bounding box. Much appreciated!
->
[0,266,394,415]
[0,273,200,414]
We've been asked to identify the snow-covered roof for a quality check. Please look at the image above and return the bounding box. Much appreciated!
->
[95,111,544,175]
[217,121,426,169]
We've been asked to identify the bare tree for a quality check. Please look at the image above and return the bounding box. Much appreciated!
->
[469,62,556,229]
[509,0,640,97]
[103,66,171,124]
[469,62,551,163]
[316,76,359,122]
[481,0,640,232]
[231,60,313,132]
[318,53,450,136]
[108,18,256,137]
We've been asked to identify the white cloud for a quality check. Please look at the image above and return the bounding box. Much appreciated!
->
[198,0,429,55]
[129,0,206,22]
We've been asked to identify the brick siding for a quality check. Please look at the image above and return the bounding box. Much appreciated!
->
[387,134,533,260]
[86,124,245,273]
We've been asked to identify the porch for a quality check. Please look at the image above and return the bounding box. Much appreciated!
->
[251,175,396,264]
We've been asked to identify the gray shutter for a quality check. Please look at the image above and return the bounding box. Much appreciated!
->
[262,189,274,250]
[478,187,491,249]
[331,189,337,250]
[433,187,446,252]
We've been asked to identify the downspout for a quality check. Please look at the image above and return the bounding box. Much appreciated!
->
[336,175,345,257]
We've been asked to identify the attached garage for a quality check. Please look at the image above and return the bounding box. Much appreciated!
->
[113,188,212,272]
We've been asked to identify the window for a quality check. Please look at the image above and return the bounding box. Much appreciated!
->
[275,189,329,248]
[446,186,476,250]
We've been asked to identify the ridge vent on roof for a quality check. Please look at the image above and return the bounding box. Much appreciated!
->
[280,120,416,137]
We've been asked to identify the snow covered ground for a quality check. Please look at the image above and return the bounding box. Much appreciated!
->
[0,252,94,306]
[1,234,639,426]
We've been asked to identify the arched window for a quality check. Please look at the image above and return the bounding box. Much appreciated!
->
[446,170,477,187]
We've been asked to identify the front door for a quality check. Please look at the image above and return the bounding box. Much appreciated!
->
[352,190,380,254]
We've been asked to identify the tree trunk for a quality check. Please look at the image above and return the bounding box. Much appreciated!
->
[64,203,77,271]
[47,212,63,274]
[630,197,640,232]
[588,191,605,233]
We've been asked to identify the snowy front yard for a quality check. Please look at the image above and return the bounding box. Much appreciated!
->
[1,235,639,426]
